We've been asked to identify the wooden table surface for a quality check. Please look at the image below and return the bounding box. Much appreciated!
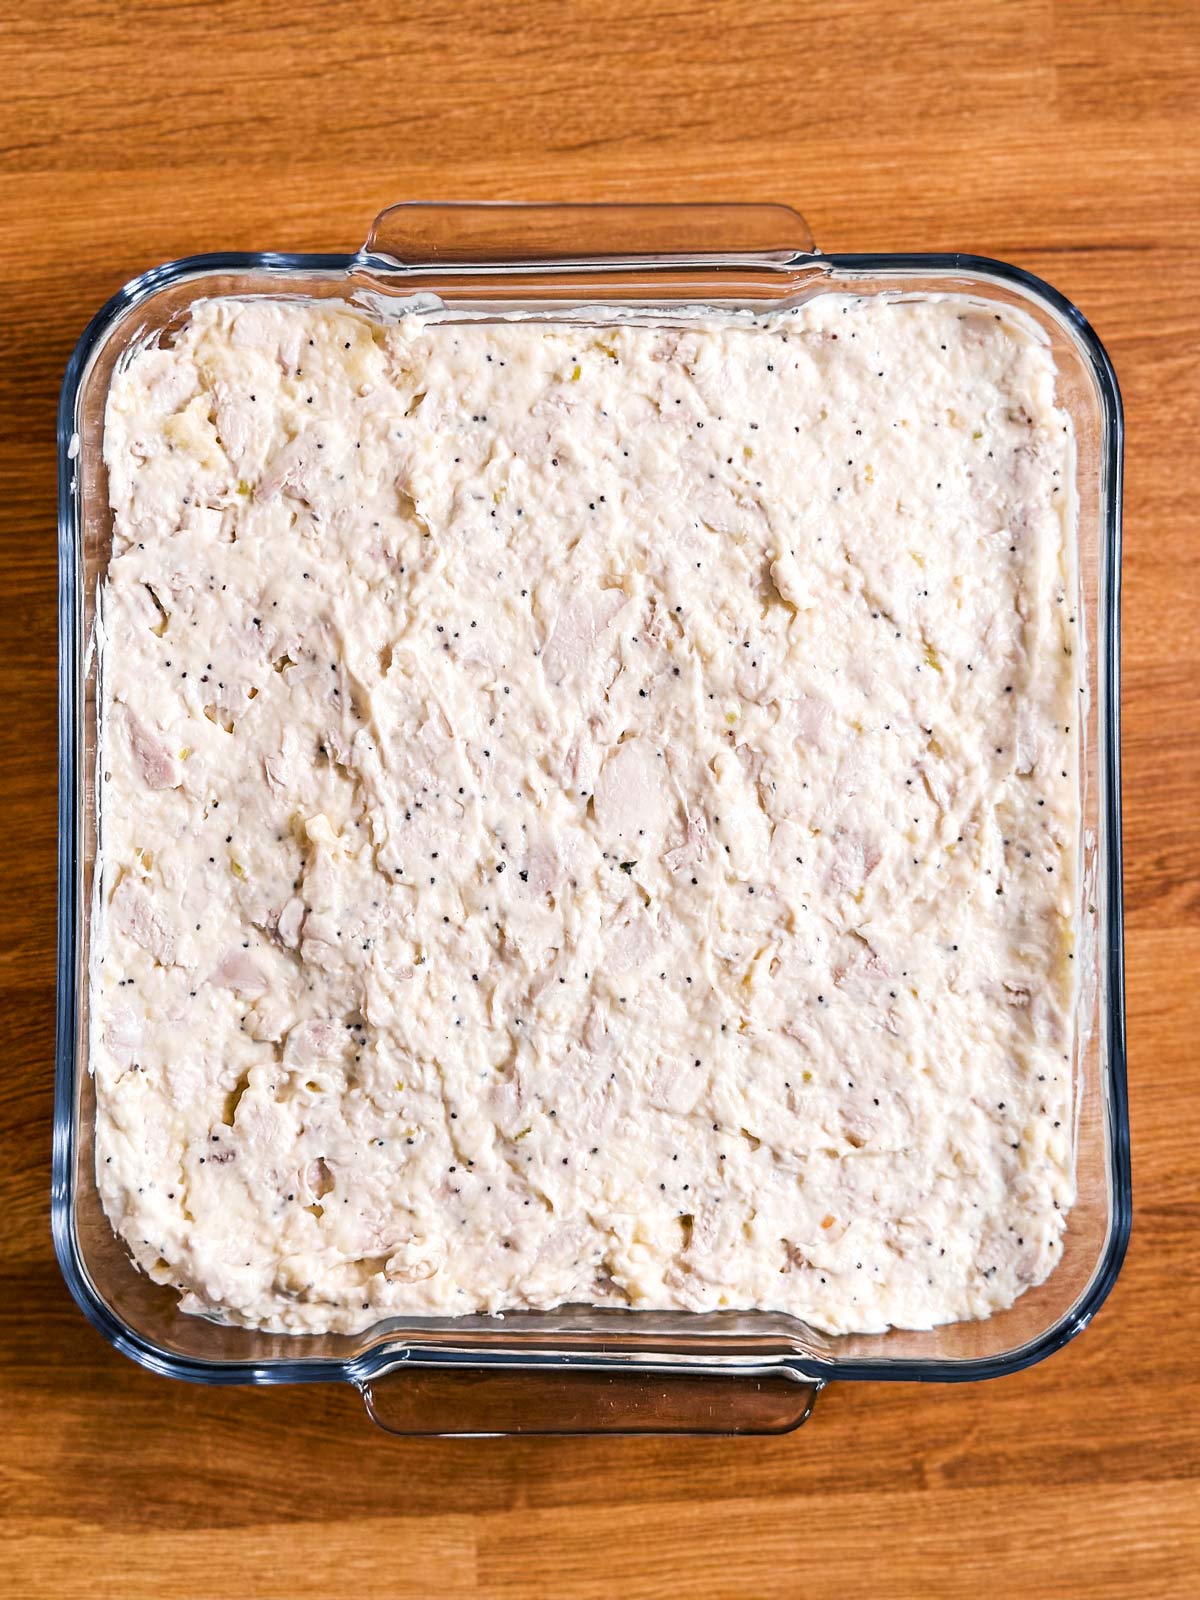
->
[2,2,1197,1595]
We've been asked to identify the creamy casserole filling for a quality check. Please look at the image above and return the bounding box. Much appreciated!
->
[96,294,1078,1333]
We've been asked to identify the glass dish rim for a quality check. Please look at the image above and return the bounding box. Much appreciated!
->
[54,244,1129,1388]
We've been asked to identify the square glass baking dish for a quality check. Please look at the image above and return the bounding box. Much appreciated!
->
[54,203,1129,1434]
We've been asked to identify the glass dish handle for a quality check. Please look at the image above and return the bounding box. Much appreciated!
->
[363,201,815,264]
[357,1367,821,1436]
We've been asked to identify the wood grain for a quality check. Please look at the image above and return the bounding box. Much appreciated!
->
[1,1,1197,1595]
